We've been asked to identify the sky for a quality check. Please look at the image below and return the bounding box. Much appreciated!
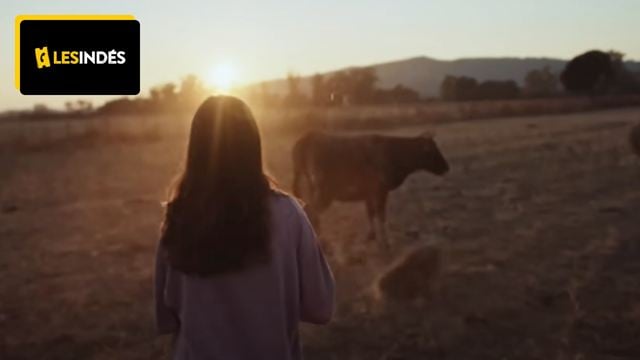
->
[1,0,639,111]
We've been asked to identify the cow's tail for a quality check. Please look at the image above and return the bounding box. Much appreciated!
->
[292,133,313,198]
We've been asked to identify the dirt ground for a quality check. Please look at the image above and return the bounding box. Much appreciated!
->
[1,107,640,359]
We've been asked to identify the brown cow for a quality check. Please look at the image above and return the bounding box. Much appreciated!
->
[292,131,449,247]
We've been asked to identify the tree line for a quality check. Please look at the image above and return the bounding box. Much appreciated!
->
[441,50,640,101]
[4,49,639,120]
[259,49,640,106]
[277,68,420,107]
[7,75,211,120]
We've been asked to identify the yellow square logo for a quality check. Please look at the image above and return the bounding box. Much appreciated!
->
[34,46,50,69]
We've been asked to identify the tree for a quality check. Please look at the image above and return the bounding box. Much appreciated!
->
[311,74,329,106]
[284,72,308,107]
[440,76,457,101]
[375,85,420,104]
[150,87,161,104]
[347,67,378,104]
[607,50,640,94]
[161,83,177,101]
[560,50,613,94]
[440,76,520,101]
[98,98,136,114]
[180,75,206,99]
[179,74,208,108]
[439,76,479,101]
[74,100,93,113]
[524,66,559,97]
[33,103,49,114]
[456,77,479,100]
[324,67,378,105]
[326,71,350,105]
[476,80,520,100]
[146,82,179,110]
[259,82,279,107]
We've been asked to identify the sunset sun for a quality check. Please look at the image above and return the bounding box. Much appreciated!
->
[207,63,238,93]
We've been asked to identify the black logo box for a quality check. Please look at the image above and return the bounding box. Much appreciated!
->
[19,19,140,95]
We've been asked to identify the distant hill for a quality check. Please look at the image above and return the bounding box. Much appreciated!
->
[258,56,640,98]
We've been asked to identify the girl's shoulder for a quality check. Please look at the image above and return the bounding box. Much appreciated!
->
[268,189,305,219]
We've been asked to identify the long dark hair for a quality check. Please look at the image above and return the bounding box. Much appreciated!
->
[160,96,272,276]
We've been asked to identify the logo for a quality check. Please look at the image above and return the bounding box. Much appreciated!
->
[16,15,140,95]
[35,46,50,68]
[34,47,127,68]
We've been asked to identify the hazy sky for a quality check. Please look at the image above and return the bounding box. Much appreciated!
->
[1,0,639,110]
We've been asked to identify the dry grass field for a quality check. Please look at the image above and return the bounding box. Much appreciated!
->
[1,106,640,359]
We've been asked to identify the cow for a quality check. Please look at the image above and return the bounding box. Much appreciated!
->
[292,131,449,247]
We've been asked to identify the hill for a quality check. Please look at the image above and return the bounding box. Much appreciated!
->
[259,56,640,97]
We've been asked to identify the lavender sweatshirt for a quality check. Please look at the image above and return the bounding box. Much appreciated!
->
[154,192,335,360]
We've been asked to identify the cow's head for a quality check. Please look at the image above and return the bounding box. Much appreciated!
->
[417,131,449,176]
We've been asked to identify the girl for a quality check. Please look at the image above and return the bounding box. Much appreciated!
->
[155,96,335,359]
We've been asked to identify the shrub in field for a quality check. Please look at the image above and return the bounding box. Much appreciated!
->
[376,244,442,302]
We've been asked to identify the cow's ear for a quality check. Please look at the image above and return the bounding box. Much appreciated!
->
[419,130,435,138]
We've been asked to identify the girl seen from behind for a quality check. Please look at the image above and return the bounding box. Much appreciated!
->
[155,96,335,360]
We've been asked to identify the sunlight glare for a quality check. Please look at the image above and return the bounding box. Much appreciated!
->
[207,63,238,93]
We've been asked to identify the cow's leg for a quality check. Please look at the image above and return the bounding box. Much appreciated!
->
[306,192,331,253]
[374,192,390,248]
[307,185,332,232]
[365,200,377,240]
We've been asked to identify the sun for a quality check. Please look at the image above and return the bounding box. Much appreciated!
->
[207,63,238,93]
